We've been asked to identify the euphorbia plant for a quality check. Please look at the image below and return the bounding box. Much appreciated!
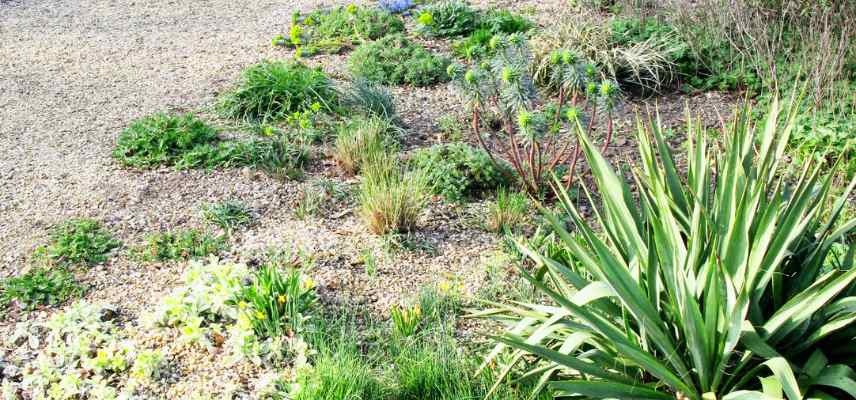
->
[473,96,856,399]
[450,36,619,195]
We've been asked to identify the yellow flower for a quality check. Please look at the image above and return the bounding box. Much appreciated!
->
[277,295,287,304]
[412,304,421,317]
[303,277,316,290]
[238,301,248,310]
[255,311,266,320]
[438,281,451,293]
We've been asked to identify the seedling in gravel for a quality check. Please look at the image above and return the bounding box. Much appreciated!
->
[218,61,337,123]
[0,267,83,312]
[201,200,254,232]
[35,218,121,267]
[134,229,226,262]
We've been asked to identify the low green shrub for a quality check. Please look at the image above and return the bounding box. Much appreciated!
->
[201,200,253,232]
[36,218,121,267]
[358,153,430,235]
[218,61,337,123]
[0,267,83,312]
[451,9,534,61]
[410,143,511,202]
[279,5,405,56]
[416,1,480,38]
[485,188,528,233]
[234,263,317,338]
[113,113,219,168]
[334,116,397,175]
[348,34,451,87]
[134,230,226,262]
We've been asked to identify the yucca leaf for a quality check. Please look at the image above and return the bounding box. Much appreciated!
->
[550,380,672,400]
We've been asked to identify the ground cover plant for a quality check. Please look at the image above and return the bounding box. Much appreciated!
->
[451,9,535,61]
[35,218,121,267]
[476,97,856,399]
[275,5,405,56]
[134,229,226,262]
[0,267,82,313]
[113,113,219,168]
[201,200,254,232]
[218,61,337,123]
[415,1,480,38]
[410,142,511,202]
[348,34,451,87]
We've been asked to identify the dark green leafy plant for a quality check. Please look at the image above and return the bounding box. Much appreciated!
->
[280,5,405,56]
[416,1,479,38]
[0,267,83,312]
[201,200,253,232]
[475,97,856,399]
[410,143,512,202]
[234,263,317,338]
[134,230,226,262]
[451,9,534,61]
[218,61,337,123]
[113,113,219,168]
[36,219,121,267]
[348,34,451,87]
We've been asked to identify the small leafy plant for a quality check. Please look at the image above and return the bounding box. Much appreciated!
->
[485,188,528,233]
[134,230,226,262]
[201,200,253,232]
[218,61,337,123]
[36,218,121,267]
[358,153,430,235]
[416,1,479,38]
[451,9,534,61]
[113,113,219,168]
[410,143,512,202]
[234,263,317,338]
[348,34,451,87]
[0,267,83,312]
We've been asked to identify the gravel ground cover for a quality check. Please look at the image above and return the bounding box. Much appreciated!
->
[0,0,744,397]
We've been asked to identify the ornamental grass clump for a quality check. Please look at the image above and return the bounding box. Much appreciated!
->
[358,153,430,235]
[218,61,337,123]
[334,116,398,175]
[474,96,856,399]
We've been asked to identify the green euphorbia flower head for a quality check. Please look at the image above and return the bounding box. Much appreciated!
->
[550,50,563,66]
[508,33,524,46]
[464,69,477,84]
[488,35,502,50]
[586,82,598,97]
[562,49,577,65]
[599,80,617,99]
[501,67,518,84]
[418,12,434,26]
[584,63,597,80]
[346,3,358,14]
[517,110,532,130]
[566,106,580,122]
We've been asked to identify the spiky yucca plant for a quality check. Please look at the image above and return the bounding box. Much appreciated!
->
[474,97,856,399]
